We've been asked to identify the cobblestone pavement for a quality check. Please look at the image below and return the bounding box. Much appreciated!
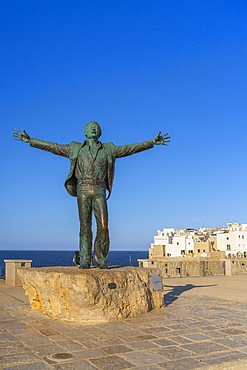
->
[1,275,247,369]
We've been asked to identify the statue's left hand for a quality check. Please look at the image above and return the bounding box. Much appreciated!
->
[153,131,170,146]
[13,129,30,143]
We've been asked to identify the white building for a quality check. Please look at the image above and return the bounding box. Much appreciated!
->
[150,223,247,258]
[217,223,247,257]
[151,227,196,257]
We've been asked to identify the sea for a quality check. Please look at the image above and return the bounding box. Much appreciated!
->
[0,250,148,275]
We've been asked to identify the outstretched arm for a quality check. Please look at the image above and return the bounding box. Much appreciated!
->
[13,128,69,157]
[115,131,170,158]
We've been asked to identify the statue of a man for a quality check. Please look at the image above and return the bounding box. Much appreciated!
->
[13,121,170,269]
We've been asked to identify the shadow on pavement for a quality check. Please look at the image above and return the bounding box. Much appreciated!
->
[164,283,217,306]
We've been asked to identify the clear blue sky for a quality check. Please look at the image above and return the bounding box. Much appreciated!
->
[1,0,247,251]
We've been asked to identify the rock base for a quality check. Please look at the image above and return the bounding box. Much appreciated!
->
[18,266,164,322]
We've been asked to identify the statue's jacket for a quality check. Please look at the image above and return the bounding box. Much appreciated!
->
[30,138,154,199]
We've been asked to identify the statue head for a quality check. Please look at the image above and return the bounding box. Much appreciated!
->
[84,121,102,140]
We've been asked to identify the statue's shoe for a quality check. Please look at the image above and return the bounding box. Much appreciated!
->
[96,263,108,269]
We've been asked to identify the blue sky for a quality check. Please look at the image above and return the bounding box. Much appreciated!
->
[1,0,247,251]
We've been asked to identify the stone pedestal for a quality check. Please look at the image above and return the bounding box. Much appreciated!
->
[224,259,232,276]
[17,266,164,322]
[4,260,32,286]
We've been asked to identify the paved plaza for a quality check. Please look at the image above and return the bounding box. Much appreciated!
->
[1,274,247,369]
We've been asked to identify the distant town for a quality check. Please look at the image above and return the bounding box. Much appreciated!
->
[138,223,247,277]
[150,222,247,259]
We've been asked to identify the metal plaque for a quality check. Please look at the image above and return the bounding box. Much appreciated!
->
[149,274,163,291]
[108,282,117,289]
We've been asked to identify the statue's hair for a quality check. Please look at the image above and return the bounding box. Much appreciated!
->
[84,121,102,137]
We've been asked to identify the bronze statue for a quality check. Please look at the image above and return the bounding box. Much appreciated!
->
[13,122,170,269]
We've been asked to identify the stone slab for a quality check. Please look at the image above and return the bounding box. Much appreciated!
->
[17,266,164,322]
[4,259,32,286]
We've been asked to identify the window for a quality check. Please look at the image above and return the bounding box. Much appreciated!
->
[242,235,245,239]
[188,250,193,254]
[203,250,206,253]
[181,250,185,255]
[227,245,231,251]
[177,242,179,245]
[226,237,229,240]
[197,249,200,253]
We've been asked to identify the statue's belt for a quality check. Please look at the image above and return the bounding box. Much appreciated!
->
[77,179,106,187]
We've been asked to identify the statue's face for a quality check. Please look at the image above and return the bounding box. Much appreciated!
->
[84,122,102,140]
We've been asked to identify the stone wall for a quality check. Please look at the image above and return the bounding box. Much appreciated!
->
[149,245,166,258]
[231,259,247,274]
[156,258,225,277]
[138,257,247,278]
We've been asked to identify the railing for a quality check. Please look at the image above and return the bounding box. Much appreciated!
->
[0,258,134,278]
[33,262,74,267]
[0,266,5,280]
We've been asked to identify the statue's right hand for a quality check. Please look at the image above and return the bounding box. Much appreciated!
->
[13,129,30,143]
